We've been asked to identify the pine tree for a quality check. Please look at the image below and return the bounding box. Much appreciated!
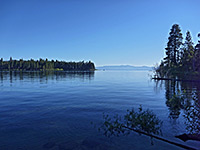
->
[19,59,23,70]
[181,31,194,72]
[0,58,3,70]
[9,57,13,70]
[164,24,183,68]
[194,33,200,71]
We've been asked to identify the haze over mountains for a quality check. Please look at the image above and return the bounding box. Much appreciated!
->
[96,65,153,71]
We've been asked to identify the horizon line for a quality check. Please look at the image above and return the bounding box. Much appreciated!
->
[96,64,153,67]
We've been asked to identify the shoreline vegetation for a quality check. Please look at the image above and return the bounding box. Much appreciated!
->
[154,24,200,81]
[0,58,95,71]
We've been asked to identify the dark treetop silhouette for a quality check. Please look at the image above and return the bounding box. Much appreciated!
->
[154,24,200,80]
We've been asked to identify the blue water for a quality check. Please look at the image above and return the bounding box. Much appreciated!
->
[0,71,199,150]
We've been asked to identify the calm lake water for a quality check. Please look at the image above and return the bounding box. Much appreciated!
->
[0,71,199,150]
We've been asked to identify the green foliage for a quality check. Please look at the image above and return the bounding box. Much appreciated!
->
[99,114,126,137]
[124,106,163,135]
[99,106,163,138]
[0,58,95,71]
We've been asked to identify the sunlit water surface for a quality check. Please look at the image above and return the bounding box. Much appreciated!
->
[0,71,199,150]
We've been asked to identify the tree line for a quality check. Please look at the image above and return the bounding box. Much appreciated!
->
[0,58,95,71]
[155,24,200,79]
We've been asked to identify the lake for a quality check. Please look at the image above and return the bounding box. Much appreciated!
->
[0,71,199,150]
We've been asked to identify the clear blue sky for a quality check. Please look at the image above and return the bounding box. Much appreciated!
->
[0,0,199,66]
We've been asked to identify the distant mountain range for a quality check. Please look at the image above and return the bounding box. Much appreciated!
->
[96,65,153,71]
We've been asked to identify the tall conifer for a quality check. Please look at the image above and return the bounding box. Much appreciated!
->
[164,24,183,68]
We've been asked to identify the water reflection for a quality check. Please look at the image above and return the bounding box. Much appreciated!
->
[98,77,200,149]
[0,71,95,83]
[155,79,200,141]
[185,90,200,136]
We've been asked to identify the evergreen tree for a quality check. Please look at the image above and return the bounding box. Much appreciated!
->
[0,58,3,70]
[181,31,194,72]
[19,59,23,70]
[194,33,200,71]
[164,24,183,68]
[10,57,13,69]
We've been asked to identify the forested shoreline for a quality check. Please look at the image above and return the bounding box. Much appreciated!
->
[155,24,200,79]
[0,58,95,71]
